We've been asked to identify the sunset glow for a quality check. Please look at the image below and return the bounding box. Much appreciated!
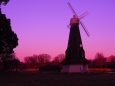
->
[2,0,115,61]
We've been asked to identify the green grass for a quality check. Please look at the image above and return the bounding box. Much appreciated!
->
[0,72,115,86]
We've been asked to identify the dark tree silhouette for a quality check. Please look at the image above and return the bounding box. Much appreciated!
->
[107,55,115,63]
[0,0,10,5]
[0,53,19,71]
[24,55,38,69]
[0,14,18,54]
[106,55,115,68]
[0,0,18,55]
[11,58,20,71]
[0,0,10,13]
[94,53,106,68]
[38,54,51,64]
[0,0,18,71]
[53,54,65,64]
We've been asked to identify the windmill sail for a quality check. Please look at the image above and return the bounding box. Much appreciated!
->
[67,2,78,18]
[67,2,90,37]
[80,21,90,36]
[79,11,89,20]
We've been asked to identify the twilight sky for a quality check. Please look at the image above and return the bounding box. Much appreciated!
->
[1,0,115,61]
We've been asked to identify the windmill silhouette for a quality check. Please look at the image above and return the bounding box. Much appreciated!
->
[61,2,89,73]
[68,2,90,37]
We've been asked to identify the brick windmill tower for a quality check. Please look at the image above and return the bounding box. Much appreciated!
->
[61,2,90,73]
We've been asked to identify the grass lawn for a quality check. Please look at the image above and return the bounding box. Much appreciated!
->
[0,72,115,86]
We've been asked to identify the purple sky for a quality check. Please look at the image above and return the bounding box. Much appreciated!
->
[1,0,115,61]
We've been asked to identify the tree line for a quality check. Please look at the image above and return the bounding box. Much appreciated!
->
[23,53,115,70]
[89,53,115,68]
[1,52,115,72]
[0,53,65,72]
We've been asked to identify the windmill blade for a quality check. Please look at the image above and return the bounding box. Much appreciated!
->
[79,11,89,20]
[67,2,90,37]
[80,21,90,37]
[67,2,78,18]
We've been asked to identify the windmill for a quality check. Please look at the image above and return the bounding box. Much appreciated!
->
[61,2,89,73]
[67,2,90,37]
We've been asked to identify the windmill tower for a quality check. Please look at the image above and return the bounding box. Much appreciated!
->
[61,2,90,73]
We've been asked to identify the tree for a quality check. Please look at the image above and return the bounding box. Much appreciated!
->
[106,55,115,68]
[94,52,106,68]
[107,55,115,63]
[0,0,18,55]
[10,58,20,71]
[0,0,18,54]
[0,0,10,12]
[24,55,38,68]
[38,54,51,64]
[53,54,65,64]
[0,0,10,5]
[0,0,18,71]
[0,15,18,54]
[0,53,20,71]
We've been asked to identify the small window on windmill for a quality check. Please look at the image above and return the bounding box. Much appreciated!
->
[80,44,83,47]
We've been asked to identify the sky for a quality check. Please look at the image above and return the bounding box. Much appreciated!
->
[1,0,115,62]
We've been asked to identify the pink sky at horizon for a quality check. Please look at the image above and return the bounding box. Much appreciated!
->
[1,0,115,62]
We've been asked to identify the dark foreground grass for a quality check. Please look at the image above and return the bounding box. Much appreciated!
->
[0,72,115,86]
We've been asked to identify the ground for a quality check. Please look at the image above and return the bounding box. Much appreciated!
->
[0,72,115,86]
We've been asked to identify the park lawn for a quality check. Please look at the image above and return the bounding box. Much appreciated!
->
[0,72,115,86]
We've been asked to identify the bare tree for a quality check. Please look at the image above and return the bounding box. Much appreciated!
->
[107,55,115,63]
[94,52,105,68]
[24,55,38,69]
[38,54,51,64]
[53,54,65,64]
